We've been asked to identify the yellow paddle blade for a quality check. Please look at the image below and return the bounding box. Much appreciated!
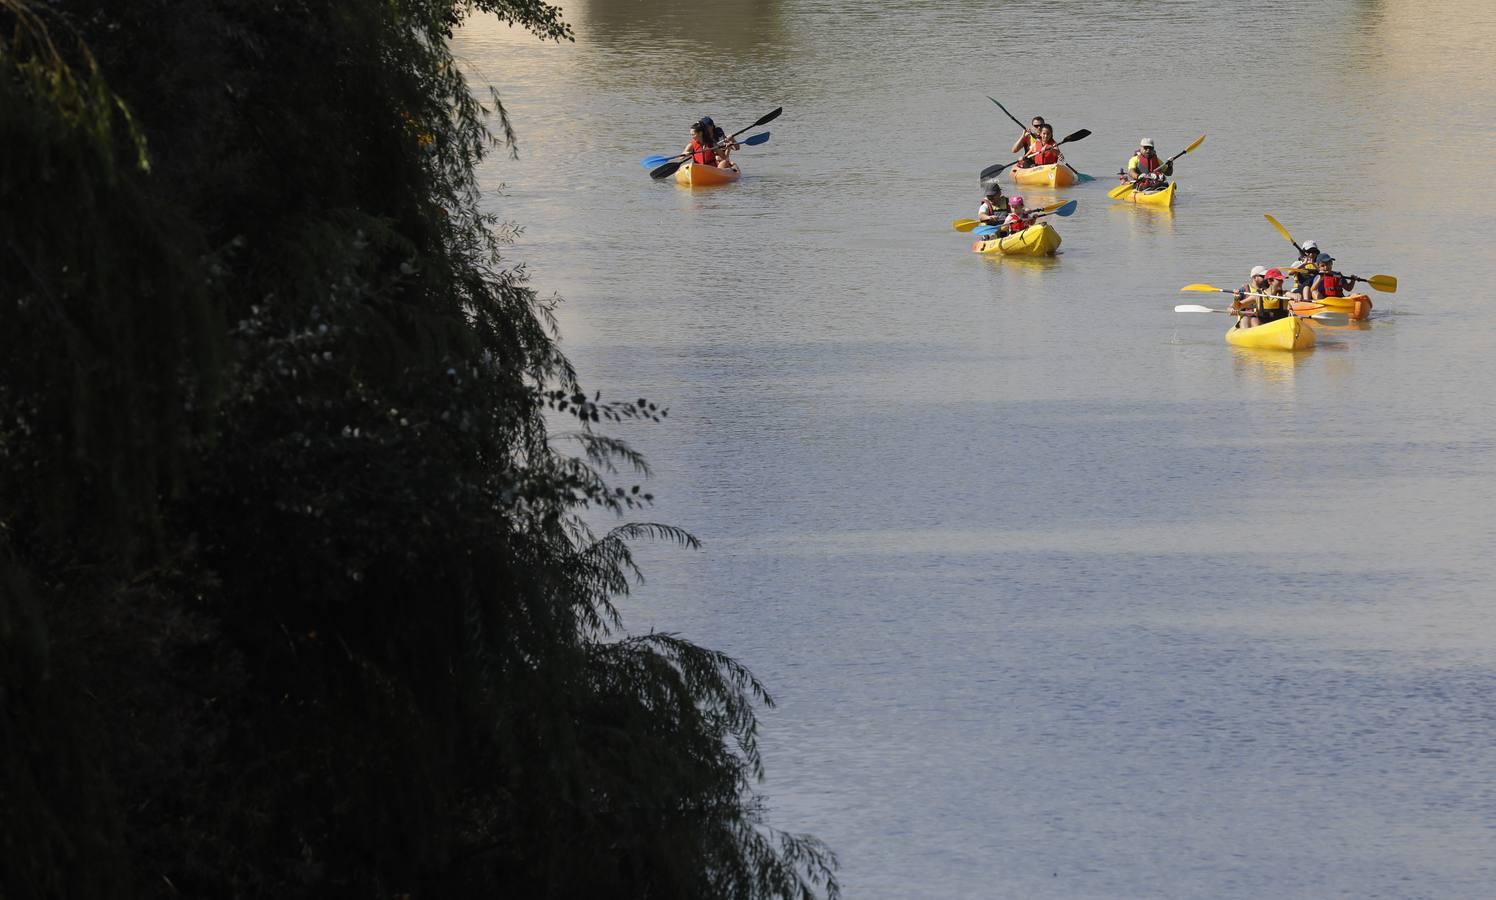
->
[1181,283,1225,293]
[1035,201,1067,214]
[1108,182,1138,199]
[1263,213,1297,248]
[1180,134,1206,155]
[1366,274,1398,293]
[951,219,980,232]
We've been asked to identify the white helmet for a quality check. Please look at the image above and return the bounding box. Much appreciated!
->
[1303,240,1318,251]
[1139,137,1155,148]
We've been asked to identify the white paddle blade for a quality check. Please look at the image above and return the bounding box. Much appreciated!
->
[1174,304,1218,313]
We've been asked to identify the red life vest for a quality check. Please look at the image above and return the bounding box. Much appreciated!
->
[688,140,716,166]
[1319,272,1344,297]
[1135,152,1163,174]
[1030,142,1060,165]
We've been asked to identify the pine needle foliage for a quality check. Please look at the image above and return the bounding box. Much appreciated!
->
[0,1,837,897]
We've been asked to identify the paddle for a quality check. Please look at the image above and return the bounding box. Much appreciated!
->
[1109,135,1206,199]
[987,96,1092,182]
[1176,303,1329,317]
[1263,213,1304,254]
[1179,284,1331,319]
[951,200,1069,233]
[641,132,772,170]
[650,108,783,179]
[970,199,1078,237]
[1283,267,1398,294]
[979,128,1092,183]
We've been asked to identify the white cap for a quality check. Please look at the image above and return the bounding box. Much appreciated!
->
[1303,240,1318,250]
[1140,137,1155,148]
[1250,265,1269,278]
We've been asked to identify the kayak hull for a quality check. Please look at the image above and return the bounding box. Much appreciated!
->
[1225,315,1315,351]
[1316,292,1372,319]
[1291,294,1372,321]
[675,162,741,187]
[971,223,1062,257]
[1118,181,1176,207]
[1010,163,1076,188]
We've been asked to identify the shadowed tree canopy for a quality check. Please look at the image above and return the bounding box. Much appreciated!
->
[0,1,837,897]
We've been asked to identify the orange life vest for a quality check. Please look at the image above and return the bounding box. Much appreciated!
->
[688,140,716,166]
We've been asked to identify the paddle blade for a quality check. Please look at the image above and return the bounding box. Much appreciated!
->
[1059,128,1091,145]
[972,225,1001,237]
[1174,304,1218,313]
[1170,134,1205,161]
[641,155,671,168]
[1263,213,1299,250]
[1034,201,1066,214]
[1366,274,1398,293]
[952,219,980,233]
[980,162,1011,181]
[742,107,783,133]
[738,131,771,146]
[1107,181,1137,199]
[1051,199,1079,217]
[650,158,685,179]
[1181,284,1225,293]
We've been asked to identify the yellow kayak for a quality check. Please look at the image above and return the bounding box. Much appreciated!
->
[1115,180,1175,208]
[675,162,741,187]
[1225,315,1315,351]
[971,223,1062,257]
[1010,163,1076,188]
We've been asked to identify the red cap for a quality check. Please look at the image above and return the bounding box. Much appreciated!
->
[1264,268,1284,280]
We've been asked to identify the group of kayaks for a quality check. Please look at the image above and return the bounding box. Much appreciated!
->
[642,103,1396,354]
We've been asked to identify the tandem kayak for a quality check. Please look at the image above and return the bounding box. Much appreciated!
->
[971,222,1062,256]
[675,162,741,187]
[1010,163,1077,188]
[1115,181,1175,208]
[1225,315,1315,351]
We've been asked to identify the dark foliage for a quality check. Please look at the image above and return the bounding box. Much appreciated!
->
[0,1,836,896]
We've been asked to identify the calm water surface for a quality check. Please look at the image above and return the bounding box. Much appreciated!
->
[458,2,1496,895]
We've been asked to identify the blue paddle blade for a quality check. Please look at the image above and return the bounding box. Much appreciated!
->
[738,131,771,146]
[641,155,671,168]
[1053,200,1079,217]
[972,225,1001,237]
[1072,171,1095,183]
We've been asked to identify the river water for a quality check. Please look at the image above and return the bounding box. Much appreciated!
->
[457,2,1496,896]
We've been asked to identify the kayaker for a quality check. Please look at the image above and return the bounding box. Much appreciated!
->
[1010,115,1047,168]
[698,115,738,164]
[977,183,1008,227]
[683,121,723,169]
[1125,138,1172,185]
[1290,240,1320,298]
[1308,253,1346,301]
[1027,124,1063,166]
[1253,269,1293,326]
[1001,196,1034,235]
[1230,265,1272,328]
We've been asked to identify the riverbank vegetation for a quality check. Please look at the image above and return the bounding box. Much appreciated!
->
[0,1,835,896]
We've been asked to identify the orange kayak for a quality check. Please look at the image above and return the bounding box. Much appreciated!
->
[675,162,741,187]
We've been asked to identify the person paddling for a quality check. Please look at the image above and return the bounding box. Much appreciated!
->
[1308,253,1346,301]
[1010,116,1047,168]
[977,183,1008,228]
[1253,269,1292,326]
[1027,124,1063,166]
[1125,138,1172,186]
[698,115,738,165]
[1230,266,1272,328]
[1291,240,1321,298]
[683,121,727,170]
[1001,196,1034,235]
